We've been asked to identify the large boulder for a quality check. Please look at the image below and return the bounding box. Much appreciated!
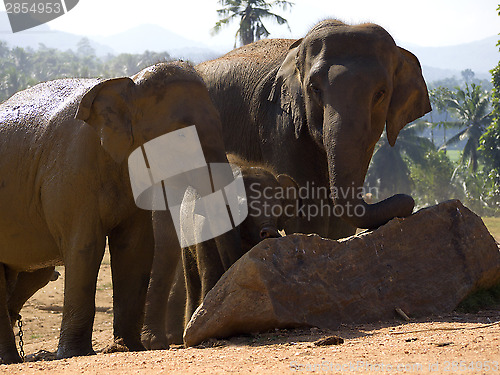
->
[184,200,500,347]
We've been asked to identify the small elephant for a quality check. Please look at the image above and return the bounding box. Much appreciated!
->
[0,62,231,363]
[142,155,299,348]
[196,19,432,240]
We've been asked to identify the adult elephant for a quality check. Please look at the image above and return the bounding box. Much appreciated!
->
[196,19,431,239]
[0,62,234,363]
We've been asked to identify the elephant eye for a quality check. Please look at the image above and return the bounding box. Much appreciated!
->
[309,82,321,94]
[309,82,322,102]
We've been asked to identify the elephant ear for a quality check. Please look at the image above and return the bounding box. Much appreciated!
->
[386,48,432,146]
[268,39,305,139]
[76,77,134,163]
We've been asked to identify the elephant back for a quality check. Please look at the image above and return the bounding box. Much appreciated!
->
[0,78,102,129]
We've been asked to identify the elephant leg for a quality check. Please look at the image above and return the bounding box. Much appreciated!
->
[8,267,56,327]
[182,245,202,326]
[183,235,233,331]
[164,262,186,345]
[213,229,243,271]
[197,239,225,299]
[0,264,22,364]
[107,212,154,353]
[142,212,180,350]
[57,234,105,359]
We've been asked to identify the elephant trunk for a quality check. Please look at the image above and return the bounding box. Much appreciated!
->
[333,188,415,229]
[325,111,414,230]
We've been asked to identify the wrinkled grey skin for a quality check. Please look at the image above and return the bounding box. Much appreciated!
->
[142,157,299,348]
[196,20,432,239]
[0,62,232,363]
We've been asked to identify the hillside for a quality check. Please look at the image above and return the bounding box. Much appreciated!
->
[1,11,498,80]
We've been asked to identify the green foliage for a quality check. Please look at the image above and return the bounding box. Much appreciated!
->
[428,86,453,148]
[441,83,491,172]
[451,165,499,216]
[213,0,293,47]
[0,39,172,102]
[409,149,457,207]
[366,122,435,200]
[479,58,500,210]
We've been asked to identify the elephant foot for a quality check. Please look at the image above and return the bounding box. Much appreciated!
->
[0,350,23,365]
[56,345,95,360]
[8,312,21,328]
[102,337,147,354]
[141,329,170,350]
[166,330,184,346]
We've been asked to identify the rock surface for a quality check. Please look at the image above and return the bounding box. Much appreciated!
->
[183,200,500,347]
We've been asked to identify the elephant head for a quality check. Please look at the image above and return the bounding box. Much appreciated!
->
[269,20,431,229]
[75,62,227,166]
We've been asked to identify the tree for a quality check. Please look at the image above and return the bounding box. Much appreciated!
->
[0,67,36,100]
[0,41,173,102]
[480,66,500,206]
[441,83,492,172]
[365,122,435,200]
[478,5,500,211]
[213,0,293,47]
[461,69,475,85]
[410,149,457,207]
[77,37,96,58]
[429,86,453,149]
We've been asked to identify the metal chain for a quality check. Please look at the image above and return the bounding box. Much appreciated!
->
[17,315,25,362]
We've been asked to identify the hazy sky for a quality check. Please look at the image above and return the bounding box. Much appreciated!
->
[2,0,499,48]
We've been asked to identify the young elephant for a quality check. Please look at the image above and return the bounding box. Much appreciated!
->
[0,62,231,363]
[142,155,299,348]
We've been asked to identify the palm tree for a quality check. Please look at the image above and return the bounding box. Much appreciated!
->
[441,83,492,172]
[429,86,453,151]
[365,122,435,200]
[213,0,293,47]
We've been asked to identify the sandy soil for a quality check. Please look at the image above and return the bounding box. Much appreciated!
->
[1,252,499,374]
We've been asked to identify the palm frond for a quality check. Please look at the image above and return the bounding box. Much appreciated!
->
[440,128,467,149]
[271,0,294,11]
[211,13,240,34]
[212,0,292,46]
[441,120,464,129]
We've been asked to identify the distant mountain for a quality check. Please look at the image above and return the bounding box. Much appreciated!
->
[97,24,222,63]
[418,65,495,84]
[98,24,206,54]
[1,11,498,81]
[0,12,113,55]
[0,15,221,63]
[401,36,499,80]
[420,66,463,83]
[168,47,223,64]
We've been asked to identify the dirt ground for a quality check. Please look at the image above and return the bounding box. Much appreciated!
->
[1,251,499,374]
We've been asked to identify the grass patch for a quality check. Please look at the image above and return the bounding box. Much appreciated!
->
[456,283,500,313]
[443,149,461,163]
[482,217,500,242]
